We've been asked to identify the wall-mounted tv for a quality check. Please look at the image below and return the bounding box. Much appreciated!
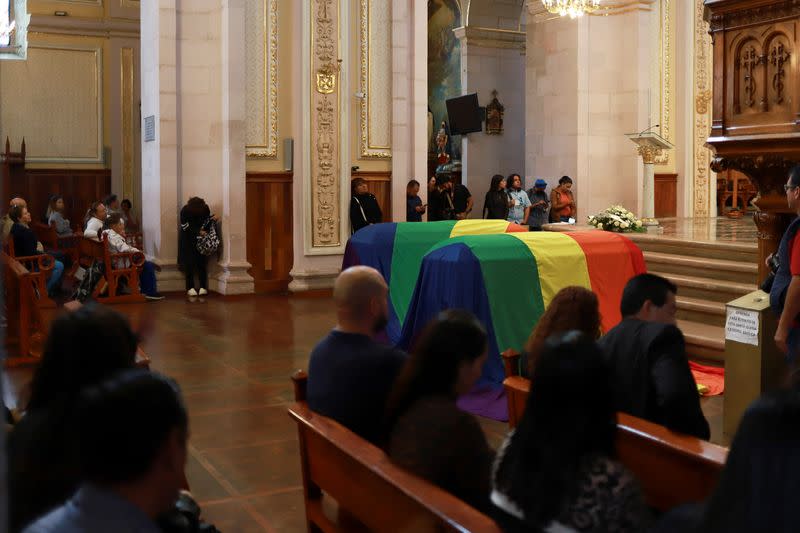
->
[446,93,483,135]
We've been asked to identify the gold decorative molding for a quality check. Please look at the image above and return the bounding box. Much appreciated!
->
[120,0,139,7]
[637,145,663,165]
[359,0,391,159]
[693,0,713,218]
[310,0,340,247]
[654,0,672,166]
[246,0,278,159]
[121,47,134,202]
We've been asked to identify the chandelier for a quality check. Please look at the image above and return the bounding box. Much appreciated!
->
[541,0,600,18]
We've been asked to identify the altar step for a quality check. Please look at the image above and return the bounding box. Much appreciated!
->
[630,236,760,365]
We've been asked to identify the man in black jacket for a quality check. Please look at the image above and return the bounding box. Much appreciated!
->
[599,273,710,439]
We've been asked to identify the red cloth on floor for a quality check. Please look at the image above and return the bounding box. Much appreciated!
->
[689,360,724,396]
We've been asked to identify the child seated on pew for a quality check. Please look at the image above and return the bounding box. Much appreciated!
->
[491,332,650,532]
[384,309,494,513]
[103,213,164,301]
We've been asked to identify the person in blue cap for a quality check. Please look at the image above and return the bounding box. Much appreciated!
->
[526,179,551,231]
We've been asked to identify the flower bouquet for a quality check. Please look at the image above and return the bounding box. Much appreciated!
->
[587,205,645,233]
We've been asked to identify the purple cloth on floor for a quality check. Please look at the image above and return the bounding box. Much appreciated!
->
[457,384,508,422]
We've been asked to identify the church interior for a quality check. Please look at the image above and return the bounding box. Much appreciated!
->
[2,0,800,531]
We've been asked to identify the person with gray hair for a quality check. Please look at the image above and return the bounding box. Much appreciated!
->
[307,266,407,443]
[2,196,28,243]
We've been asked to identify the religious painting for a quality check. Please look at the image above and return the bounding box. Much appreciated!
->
[485,90,504,135]
[428,0,462,160]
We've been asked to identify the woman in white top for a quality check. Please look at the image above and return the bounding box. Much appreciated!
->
[83,202,107,241]
[102,213,163,300]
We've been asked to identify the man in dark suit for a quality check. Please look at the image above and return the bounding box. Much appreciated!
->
[599,273,710,439]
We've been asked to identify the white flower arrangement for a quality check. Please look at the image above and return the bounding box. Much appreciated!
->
[587,205,645,233]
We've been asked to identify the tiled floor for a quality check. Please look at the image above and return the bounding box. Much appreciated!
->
[3,293,726,531]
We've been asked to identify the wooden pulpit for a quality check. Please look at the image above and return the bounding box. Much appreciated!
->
[705,0,800,283]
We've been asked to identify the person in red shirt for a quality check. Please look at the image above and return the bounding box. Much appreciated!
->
[550,176,575,223]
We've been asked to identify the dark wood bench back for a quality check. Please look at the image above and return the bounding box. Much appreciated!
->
[288,371,502,533]
[78,235,146,303]
[502,372,728,512]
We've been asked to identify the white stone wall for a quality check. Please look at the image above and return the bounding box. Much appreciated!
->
[461,44,526,203]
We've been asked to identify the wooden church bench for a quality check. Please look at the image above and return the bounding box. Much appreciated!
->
[3,239,56,308]
[2,251,59,366]
[501,350,728,512]
[288,371,502,533]
[78,235,146,304]
[33,221,80,276]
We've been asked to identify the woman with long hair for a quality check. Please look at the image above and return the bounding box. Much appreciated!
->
[82,201,107,241]
[523,286,601,376]
[492,332,649,532]
[178,196,218,296]
[8,304,138,532]
[385,309,493,512]
[483,174,511,220]
[550,175,576,223]
[47,195,72,236]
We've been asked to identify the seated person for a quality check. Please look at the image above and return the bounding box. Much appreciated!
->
[23,370,188,533]
[102,213,164,300]
[2,197,40,249]
[9,304,139,532]
[8,205,64,296]
[599,273,710,439]
[83,201,107,241]
[385,310,493,513]
[349,178,382,233]
[521,286,601,377]
[492,332,649,532]
[307,266,406,443]
[47,195,73,236]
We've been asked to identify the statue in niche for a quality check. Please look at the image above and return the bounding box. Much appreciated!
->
[436,121,450,164]
[485,90,504,135]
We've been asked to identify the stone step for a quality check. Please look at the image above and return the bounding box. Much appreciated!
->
[678,319,726,363]
[644,251,758,285]
[628,233,758,263]
[651,271,757,304]
[676,296,726,328]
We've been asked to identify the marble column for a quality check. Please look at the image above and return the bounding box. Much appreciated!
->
[140,0,253,294]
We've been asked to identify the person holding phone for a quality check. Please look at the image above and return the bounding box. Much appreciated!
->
[406,180,426,222]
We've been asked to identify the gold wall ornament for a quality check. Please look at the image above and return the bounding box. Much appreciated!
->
[693,0,713,218]
[310,0,340,247]
[121,47,135,203]
[358,0,391,159]
[245,0,279,159]
[654,0,673,166]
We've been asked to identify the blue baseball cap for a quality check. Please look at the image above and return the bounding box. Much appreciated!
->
[534,179,547,188]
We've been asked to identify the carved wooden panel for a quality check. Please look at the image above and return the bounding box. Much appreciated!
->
[654,173,677,218]
[246,172,294,293]
[16,169,111,230]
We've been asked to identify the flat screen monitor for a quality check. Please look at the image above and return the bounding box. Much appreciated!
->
[446,93,482,135]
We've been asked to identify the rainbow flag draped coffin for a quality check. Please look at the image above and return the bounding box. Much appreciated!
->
[342,220,526,341]
[399,231,646,388]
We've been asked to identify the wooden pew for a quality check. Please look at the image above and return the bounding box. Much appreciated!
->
[501,350,728,512]
[2,251,56,365]
[288,371,502,533]
[3,239,56,308]
[32,221,80,277]
[77,235,146,304]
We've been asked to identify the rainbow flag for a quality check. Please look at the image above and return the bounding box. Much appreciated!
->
[342,220,526,341]
[399,231,646,387]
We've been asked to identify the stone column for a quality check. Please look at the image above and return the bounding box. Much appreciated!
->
[637,145,661,220]
[140,0,253,294]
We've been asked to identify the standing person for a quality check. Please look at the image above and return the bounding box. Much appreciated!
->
[506,174,531,226]
[178,197,217,297]
[350,178,382,233]
[452,180,473,220]
[526,179,550,231]
[47,196,73,236]
[385,309,493,512]
[491,332,649,533]
[428,175,455,222]
[83,202,107,241]
[599,273,710,439]
[771,165,800,362]
[550,176,576,222]
[406,180,426,222]
[120,199,140,233]
[483,174,511,220]
[103,213,164,300]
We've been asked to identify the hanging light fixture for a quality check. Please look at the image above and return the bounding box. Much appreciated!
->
[541,0,600,19]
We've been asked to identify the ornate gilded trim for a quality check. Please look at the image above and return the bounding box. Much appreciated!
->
[654,0,672,166]
[310,0,340,247]
[121,47,134,202]
[707,1,800,32]
[637,145,663,165]
[693,0,713,217]
[359,0,391,159]
[246,0,278,159]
